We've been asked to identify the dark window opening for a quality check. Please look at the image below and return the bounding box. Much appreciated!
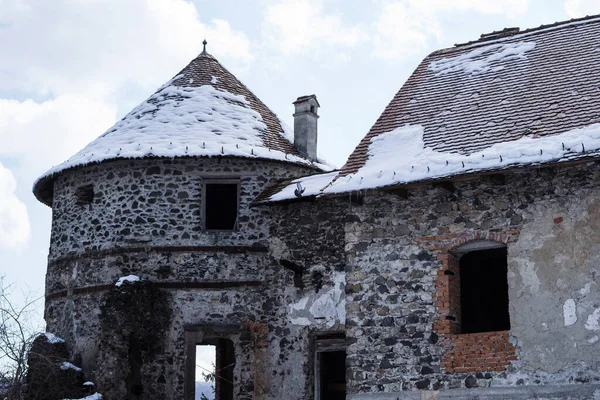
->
[204,183,238,231]
[460,247,510,334]
[76,184,94,205]
[195,339,235,400]
[315,334,346,400]
[310,105,316,113]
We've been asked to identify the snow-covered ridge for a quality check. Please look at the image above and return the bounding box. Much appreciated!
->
[429,41,536,75]
[268,123,600,202]
[35,82,329,188]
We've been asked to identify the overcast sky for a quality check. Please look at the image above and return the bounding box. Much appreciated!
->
[1,0,599,374]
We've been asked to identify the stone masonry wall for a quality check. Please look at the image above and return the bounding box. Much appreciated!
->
[345,162,600,396]
[45,157,327,400]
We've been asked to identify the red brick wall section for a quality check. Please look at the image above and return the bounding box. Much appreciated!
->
[423,231,519,374]
[433,252,461,335]
[440,331,516,373]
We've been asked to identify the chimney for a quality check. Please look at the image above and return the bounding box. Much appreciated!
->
[293,94,319,161]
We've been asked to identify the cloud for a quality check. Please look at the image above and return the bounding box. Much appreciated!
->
[0,162,29,248]
[0,0,254,98]
[371,0,530,60]
[0,0,255,180]
[0,95,117,176]
[564,0,600,18]
[262,0,365,56]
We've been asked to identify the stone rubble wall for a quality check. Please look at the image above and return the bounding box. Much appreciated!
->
[44,154,600,399]
[344,163,600,396]
[45,157,335,400]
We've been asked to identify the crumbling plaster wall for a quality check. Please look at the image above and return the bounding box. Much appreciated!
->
[345,162,600,397]
[45,157,326,400]
[268,199,349,396]
[270,198,348,326]
[509,183,600,375]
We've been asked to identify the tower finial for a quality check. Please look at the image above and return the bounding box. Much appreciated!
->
[201,39,208,55]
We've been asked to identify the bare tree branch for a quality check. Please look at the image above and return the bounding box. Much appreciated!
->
[0,275,43,399]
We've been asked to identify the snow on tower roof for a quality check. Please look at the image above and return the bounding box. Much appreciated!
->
[259,14,600,203]
[33,46,330,205]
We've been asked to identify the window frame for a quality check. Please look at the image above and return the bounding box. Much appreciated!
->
[202,178,241,232]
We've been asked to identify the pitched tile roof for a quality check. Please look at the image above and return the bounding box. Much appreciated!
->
[33,49,329,205]
[340,14,600,176]
[260,14,600,203]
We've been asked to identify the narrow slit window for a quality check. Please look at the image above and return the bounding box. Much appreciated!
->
[459,247,510,333]
[204,182,239,231]
[76,184,94,205]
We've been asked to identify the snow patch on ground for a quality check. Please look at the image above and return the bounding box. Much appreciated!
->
[115,275,140,287]
[563,299,577,326]
[289,271,345,328]
[44,332,65,344]
[429,41,536,75]
[60,361,82,372]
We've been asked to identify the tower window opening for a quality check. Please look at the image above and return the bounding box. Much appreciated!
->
[204,181,239,231]
[76,184,94,205]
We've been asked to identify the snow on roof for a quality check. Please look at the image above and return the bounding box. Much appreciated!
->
[265,171,338,202]
[33,52,330,205]
[37,83,317,182]
[325,123,600,194]
[264,122,600,202]
[428,41,535,75]
[339,15,600,178]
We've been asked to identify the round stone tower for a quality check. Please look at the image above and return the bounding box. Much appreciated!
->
[33,46,332,399]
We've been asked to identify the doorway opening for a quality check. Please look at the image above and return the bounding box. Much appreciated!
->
[195,344,215,400]
[315,334,346,400]
[189,339,235,400]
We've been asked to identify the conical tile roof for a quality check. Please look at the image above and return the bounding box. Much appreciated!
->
[34,49,328,205]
